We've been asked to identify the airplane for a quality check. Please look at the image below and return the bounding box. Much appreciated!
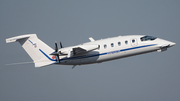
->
[6,34,175,68]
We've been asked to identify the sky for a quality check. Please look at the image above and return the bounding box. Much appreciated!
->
[0,0,180,101]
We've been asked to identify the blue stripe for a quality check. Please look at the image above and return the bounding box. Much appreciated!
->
[61,44,157,61]
[120,44,156,52]
[39,44,157,62]
[39,49,57,61]
[29,40,33,44]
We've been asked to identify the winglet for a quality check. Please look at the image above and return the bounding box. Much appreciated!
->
[89,37,95,42]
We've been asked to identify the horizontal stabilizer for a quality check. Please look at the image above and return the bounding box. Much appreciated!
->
[6,34,37,43]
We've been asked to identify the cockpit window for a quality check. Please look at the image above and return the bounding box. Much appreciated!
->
[140,36,157,41]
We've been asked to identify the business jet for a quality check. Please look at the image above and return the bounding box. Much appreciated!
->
[6,34,175,68]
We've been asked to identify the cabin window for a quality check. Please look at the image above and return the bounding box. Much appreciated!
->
[104,44,107,49]
[111,43,114,47]
[125,40,128,44]
[118,42,121,46]
[132,39,135,43]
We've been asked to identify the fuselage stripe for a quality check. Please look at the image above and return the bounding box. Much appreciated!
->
[39,49,57,61]
[39,44,157,62]
[60,44,157,61]
[29,40,33,44]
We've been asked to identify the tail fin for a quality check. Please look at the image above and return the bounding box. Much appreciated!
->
[6,34,56,67]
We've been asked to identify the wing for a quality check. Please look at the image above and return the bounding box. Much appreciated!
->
[60,44,99,57]
[73,47,87,55]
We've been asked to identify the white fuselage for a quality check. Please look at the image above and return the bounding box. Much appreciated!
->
[6,34,175,67]
[58,35,175,65]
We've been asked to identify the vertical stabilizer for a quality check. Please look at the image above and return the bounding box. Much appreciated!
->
[6,34,56,67]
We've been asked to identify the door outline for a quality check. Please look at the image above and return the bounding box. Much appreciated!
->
[130,38,138,47]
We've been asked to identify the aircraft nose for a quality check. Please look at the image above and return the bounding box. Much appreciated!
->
[170,42,176,46]
[157,38,176,48]
[162,41,176,48]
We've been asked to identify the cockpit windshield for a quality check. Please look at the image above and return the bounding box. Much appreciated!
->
[140,36,157,41]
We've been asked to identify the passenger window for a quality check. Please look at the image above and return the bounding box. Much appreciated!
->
[104,44,107,49]
[118,42,121,46]
[125,40,128,44]
[132,39,135,43]
[111,43,114,47]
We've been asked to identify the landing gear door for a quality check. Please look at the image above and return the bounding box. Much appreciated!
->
[131,38,138,47]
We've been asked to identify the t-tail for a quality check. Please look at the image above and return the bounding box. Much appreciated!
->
[6,34,57,67]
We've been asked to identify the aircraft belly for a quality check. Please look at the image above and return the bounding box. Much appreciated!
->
[60,56,95,65]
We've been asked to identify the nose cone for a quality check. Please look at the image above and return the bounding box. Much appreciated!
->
[157,38,176,48]
[170,42,176,46]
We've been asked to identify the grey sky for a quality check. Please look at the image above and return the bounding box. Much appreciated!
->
[0,0,180,101]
